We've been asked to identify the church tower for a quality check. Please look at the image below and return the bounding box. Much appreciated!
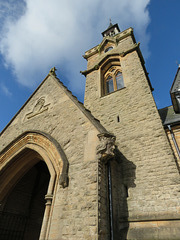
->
[83,22,153,134]
[82,23,180,239]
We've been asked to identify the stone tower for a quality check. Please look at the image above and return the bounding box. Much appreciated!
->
[82,23,180,239]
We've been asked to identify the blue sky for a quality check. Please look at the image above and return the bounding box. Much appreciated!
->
[0,0,180,132]
[146,1,180,109]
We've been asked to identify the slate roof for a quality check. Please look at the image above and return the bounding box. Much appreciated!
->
[158,105,180,126]
[101,23,120,37]
[171,66,180,93]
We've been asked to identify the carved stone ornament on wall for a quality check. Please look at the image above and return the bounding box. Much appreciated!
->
[25,97,50,120]
[96,133,116,163]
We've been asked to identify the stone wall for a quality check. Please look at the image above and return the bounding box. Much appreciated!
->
[166,126,180,168]
[0,76,102,240]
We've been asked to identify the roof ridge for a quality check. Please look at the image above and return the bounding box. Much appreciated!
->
[54,76,107,133]
[158,105,173,111]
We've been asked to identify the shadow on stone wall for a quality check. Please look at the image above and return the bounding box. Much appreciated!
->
[111,147,136,240]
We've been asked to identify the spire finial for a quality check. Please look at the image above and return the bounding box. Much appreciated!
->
[49,67,57,77]
[108,18,113,28]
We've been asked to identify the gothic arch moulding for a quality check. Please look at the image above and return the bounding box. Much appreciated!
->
[0,131,69,240]
[0,131,69,202]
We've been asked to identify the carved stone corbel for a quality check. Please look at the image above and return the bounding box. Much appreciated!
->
[96,133,116,163]
[59,171,69,188]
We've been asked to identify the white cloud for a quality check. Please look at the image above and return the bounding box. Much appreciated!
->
[0,0,26,27]
[0,83,12,97]
[0,0,151,98]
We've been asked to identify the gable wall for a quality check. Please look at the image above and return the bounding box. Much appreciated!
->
[0,76,102,240]
[86,34,134,69]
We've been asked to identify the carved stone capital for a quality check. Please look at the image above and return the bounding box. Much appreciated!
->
[97,133,116,163]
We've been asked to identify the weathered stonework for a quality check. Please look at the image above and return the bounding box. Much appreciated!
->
[24,97,50,120]
[84,26,180,239]
[0,24,180,240]
[96,133,116,163]
[0,75,106,240]
[166,125,180,169]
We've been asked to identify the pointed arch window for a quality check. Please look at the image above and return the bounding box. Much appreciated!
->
[116,71,124,89]
[106,75,114,93]
[104,67,124,95]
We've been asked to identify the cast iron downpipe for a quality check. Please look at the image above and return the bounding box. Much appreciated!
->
[167,125,180,159]
[97,132,116,240]
[107,160,114,240]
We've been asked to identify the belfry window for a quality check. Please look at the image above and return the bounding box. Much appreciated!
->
[104,46,113,53]
[104,67,124,94]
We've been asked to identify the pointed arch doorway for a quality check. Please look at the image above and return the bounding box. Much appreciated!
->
[0,131,69,240]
